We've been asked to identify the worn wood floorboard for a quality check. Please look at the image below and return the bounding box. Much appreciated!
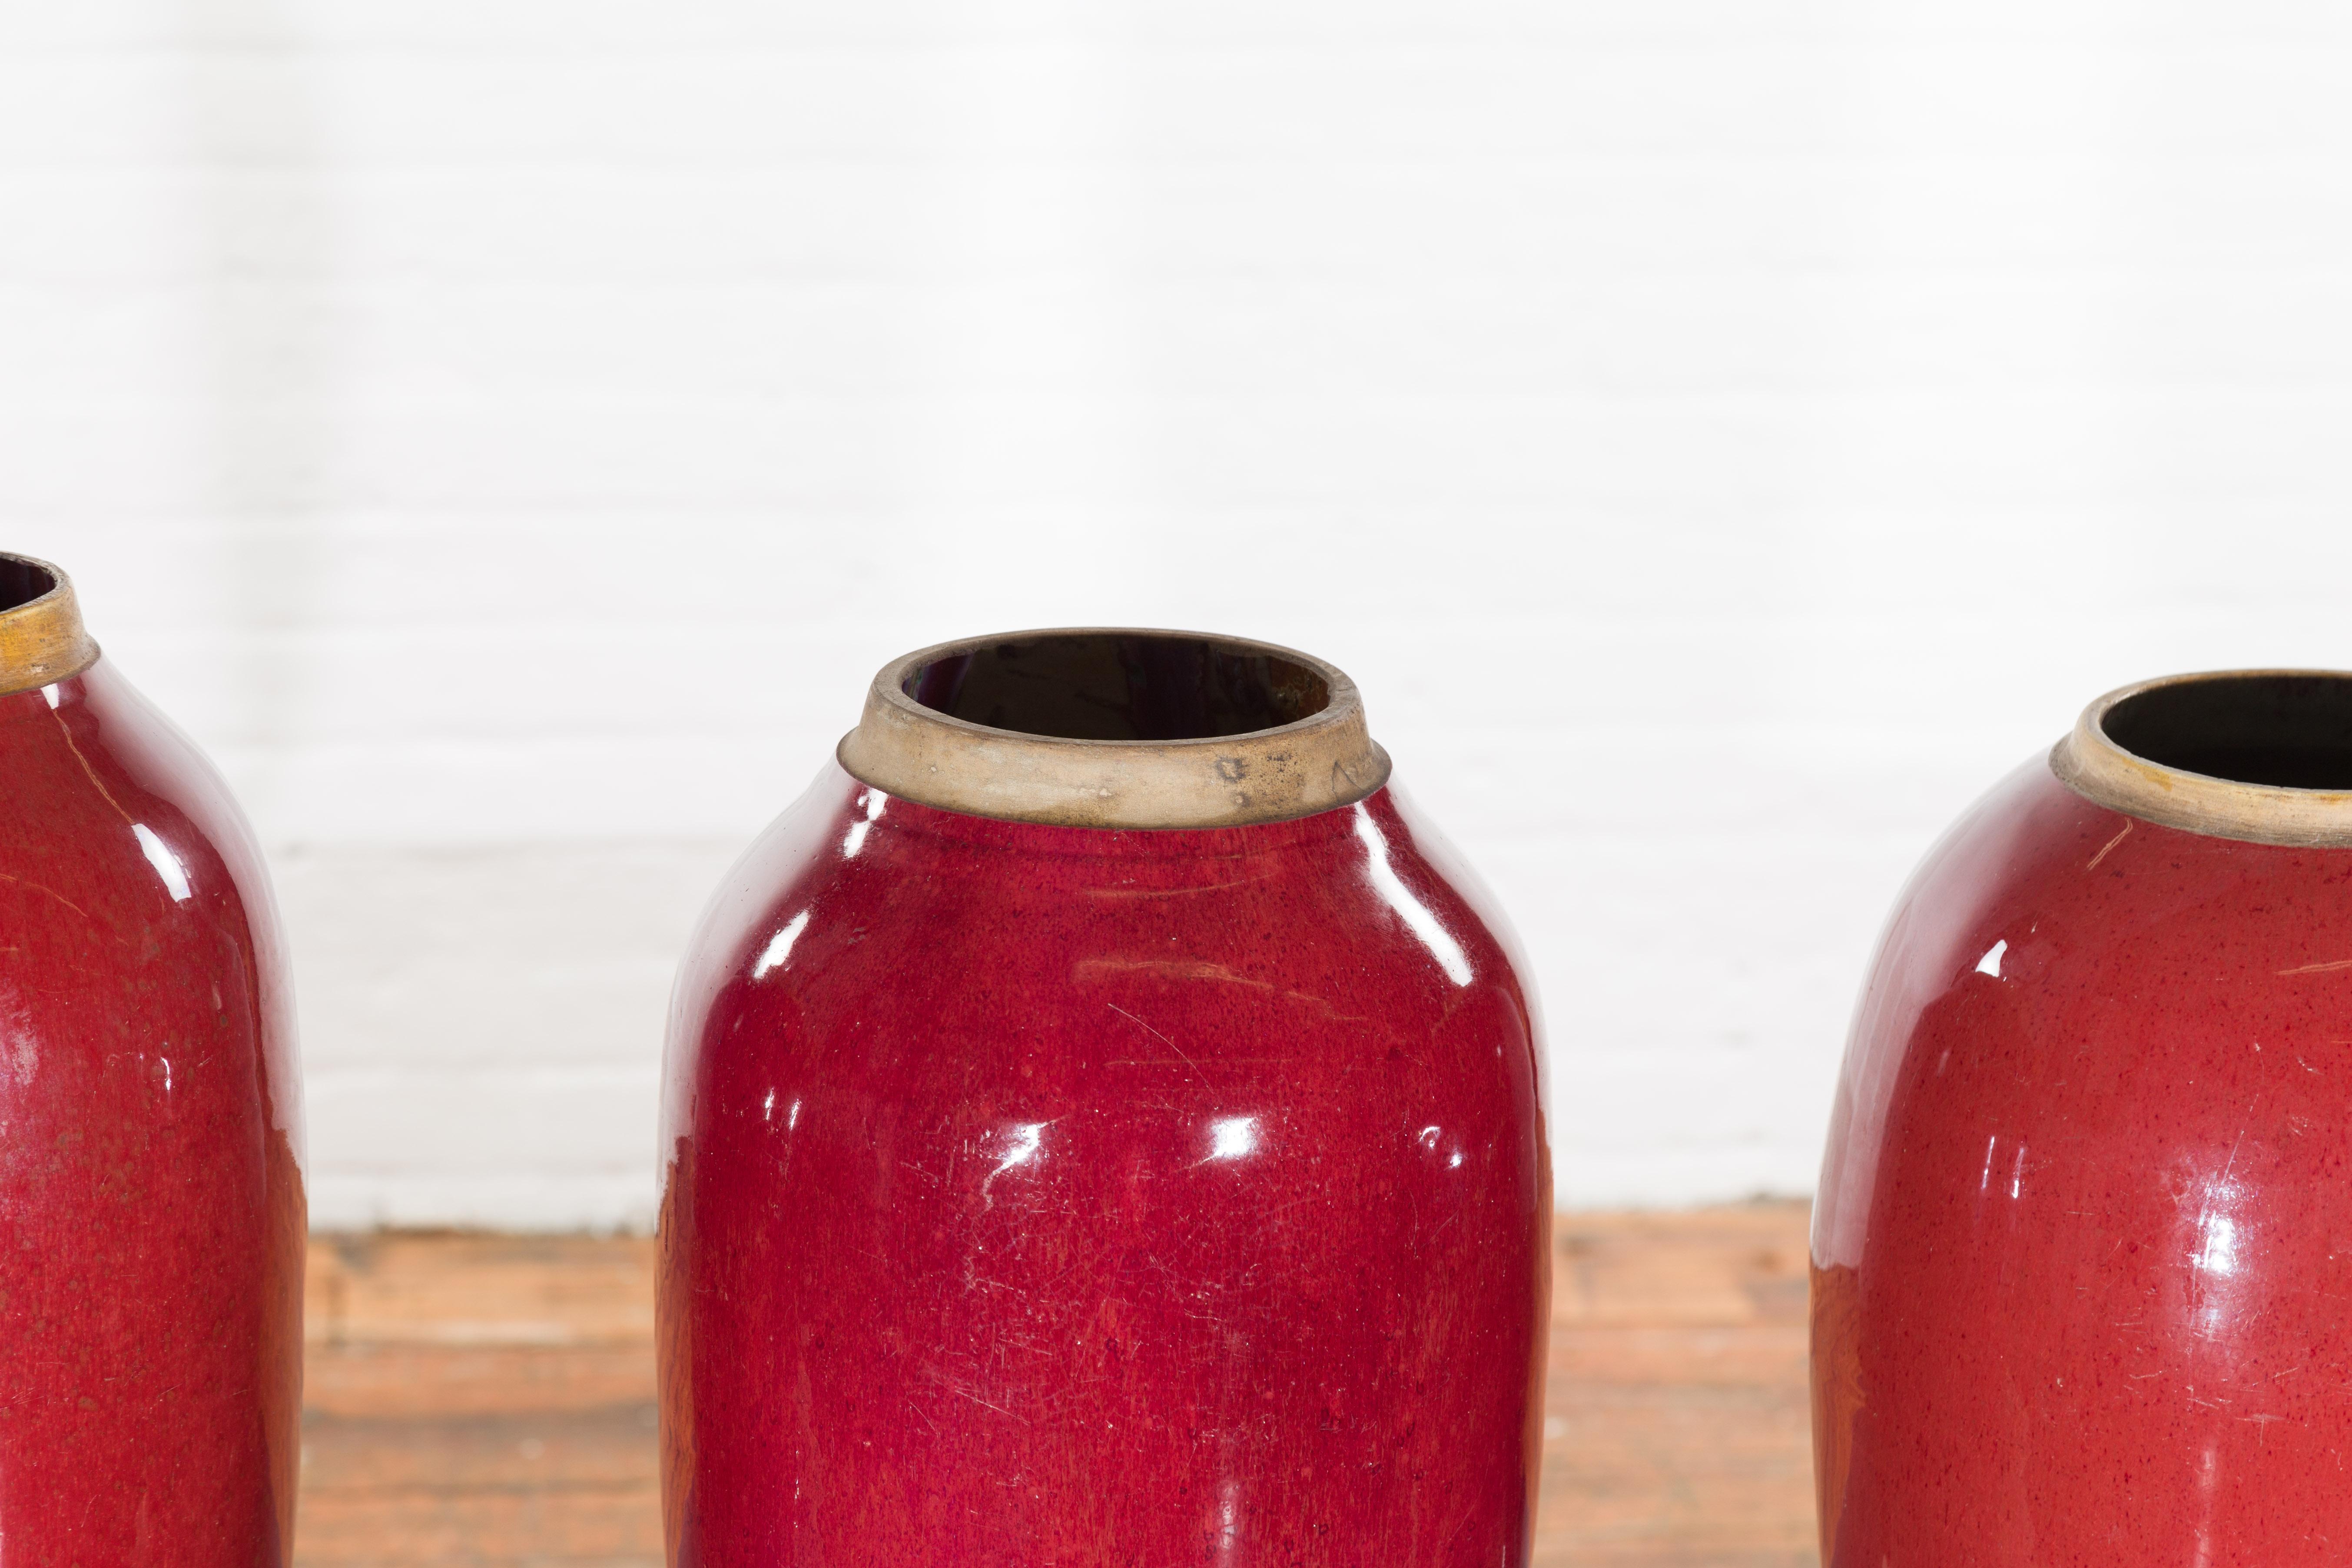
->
[295,1204,1817,1566]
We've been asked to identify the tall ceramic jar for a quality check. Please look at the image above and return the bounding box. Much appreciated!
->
[1813,670,2352,1565]
[660,629,1550,1565]
[0,555,305,1558]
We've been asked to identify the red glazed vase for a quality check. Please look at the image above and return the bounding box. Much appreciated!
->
[0,556,305,1559]
[660,630,1550,1565]
[1814,671,2352,1565]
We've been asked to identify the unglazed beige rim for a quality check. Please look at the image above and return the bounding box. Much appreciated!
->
[836,627,1392,829]
[2051,669,2352,848]
[0,554,97,698]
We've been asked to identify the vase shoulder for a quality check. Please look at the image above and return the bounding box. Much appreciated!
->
[1817,733,2352,1564]
[0,649,304,1560]
[660,762,1550,1563]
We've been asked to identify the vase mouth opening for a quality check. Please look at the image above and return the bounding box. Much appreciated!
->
[0,558,60,614]
[2101,673,2352,790]
[0,553,96,699]
[899,630,1333,744]
[2053,670,2352,847]
[839,626,1390,829]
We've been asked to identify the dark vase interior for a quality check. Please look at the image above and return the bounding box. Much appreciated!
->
[2103,673,2352,790]
[903,632,1331,743]
[0,559,57,613]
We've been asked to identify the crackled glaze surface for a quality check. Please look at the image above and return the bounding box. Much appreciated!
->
[1815,758,2352,1565]
[0,658,305,1561]
[660,765,1549,1565]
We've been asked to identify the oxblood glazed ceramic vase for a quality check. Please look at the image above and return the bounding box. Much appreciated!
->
[1813,670,2352,1565]
[0,555,304,1561]
[660,629,1549,1565]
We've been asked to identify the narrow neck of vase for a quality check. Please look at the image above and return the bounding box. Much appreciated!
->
[836,627,1391,830]
[2053,669,2352,847]
[0,555,96,698]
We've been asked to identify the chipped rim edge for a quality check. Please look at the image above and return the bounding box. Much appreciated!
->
[835,626,1393,830]
[0,553,97,698]
[2051,668,2352,849]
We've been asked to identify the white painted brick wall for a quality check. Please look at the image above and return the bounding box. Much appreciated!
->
[8,0,2352,1226]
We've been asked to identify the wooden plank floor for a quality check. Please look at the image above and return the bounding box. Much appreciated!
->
[297,1204,1817,1566]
